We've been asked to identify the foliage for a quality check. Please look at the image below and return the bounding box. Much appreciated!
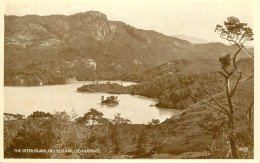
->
[27,111,53,119]
[215,16,254,45]
[76,108,104,127]
[4,111,117,158]
[148,119,160,126]
[146,125,169,154]
[111,113,132,125]
[134,130,147,154]
[219,54,231,69]
[77,83,131,94]
[77,72,226,110]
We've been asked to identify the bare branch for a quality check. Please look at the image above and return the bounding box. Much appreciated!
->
[235,37,239,43]
[224,78,230,94]
[240,39,246,45]
[189,94,229,115]
[238,32,247,45]
[230,71,242,97]
[228,41,234,46]
[230,46,242,75]
[218,33,234,43]
[202,88,229,113]
[222,66,231,76]
[224,83,228,88]
[218,71,228,78]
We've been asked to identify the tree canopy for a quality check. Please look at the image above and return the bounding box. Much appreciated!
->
[215,16,253,46]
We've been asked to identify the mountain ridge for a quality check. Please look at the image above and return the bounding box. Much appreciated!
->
[4,11,254,86]
[171,34,209,44]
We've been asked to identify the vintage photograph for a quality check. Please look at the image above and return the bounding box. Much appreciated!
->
[3,0,255,159]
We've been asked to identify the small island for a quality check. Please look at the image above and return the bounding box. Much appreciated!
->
[100,95,119,105]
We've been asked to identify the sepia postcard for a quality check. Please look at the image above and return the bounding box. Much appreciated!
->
[0,0,259,162]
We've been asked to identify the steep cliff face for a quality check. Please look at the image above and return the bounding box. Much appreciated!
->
[4,11,253,86]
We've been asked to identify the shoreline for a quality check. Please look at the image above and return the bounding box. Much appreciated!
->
[77,83,185,111]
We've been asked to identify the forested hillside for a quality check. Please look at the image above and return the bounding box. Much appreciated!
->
[78,57,253,110]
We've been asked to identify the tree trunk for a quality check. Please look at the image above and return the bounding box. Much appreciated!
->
[248,101,253,127]
[229,115,238,159]
[226,78,239,159]
[249,107,252,126]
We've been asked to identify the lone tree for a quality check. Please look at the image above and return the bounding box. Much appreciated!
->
[189,16,253,158]
[78,108,104,127]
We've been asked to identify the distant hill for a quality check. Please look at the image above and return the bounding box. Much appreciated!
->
[4,11,254,86]
[171,34,209,44]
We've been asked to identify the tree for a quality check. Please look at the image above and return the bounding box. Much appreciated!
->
[245,101,254,127]
[5,111,91,159]
[79,108,104,127]
[134,130,147,154]
[111,113,131,125]
[110,113,132,154]
[148,118,160,126]
[189,16,253,159]
[147,125,168,155]
[27,111,53,119]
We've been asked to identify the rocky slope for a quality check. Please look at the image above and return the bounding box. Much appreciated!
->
[4,11,253,86]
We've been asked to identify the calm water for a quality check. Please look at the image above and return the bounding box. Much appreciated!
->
[4,81,182,124]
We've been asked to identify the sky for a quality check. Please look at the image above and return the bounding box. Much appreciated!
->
[3,0,256,46]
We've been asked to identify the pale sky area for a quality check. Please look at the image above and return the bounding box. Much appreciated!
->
[3,0,255,46]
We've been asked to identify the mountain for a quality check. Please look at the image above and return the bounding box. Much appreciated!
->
[4,11,253,86]
[172,34,209,44]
